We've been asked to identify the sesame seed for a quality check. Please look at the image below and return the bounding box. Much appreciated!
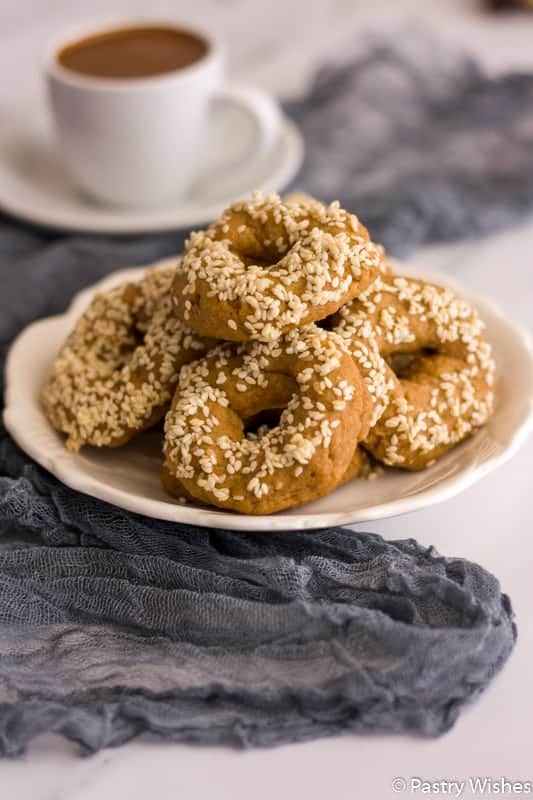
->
[163,325,364,512]
[173,193,383,342]
[331,273,495,468]
[42,266,213,451]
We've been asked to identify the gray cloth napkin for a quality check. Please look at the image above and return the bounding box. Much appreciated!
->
[286,30,533,254]
[0,35,524,756]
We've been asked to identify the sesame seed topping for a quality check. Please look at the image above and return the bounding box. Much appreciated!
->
[173,193,384,342]
[42,266,214,451]
[331,274,495,468]
[163,325,366,512]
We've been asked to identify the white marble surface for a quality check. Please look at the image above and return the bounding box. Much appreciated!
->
[1,1,533,798]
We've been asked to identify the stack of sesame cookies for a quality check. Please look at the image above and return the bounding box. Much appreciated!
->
[42,193,496,515]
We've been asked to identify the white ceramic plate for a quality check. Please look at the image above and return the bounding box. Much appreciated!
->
[0,111,303,234]
[4,260,533,531]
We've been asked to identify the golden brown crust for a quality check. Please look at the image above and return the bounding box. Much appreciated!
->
[41,267,215,451]
[173,193,383,342]
[331,274,495,470]
[163,326,372,514]
[162,443,372,503]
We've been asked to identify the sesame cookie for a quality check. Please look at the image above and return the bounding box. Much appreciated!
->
[163,326,372,514]
[331,275,495,470]
[161,442,371,507]
[173,193,383,342]
[42,267,214,451]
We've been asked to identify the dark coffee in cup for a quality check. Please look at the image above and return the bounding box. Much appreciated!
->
[48,21,280,207]
[57,26,209,79]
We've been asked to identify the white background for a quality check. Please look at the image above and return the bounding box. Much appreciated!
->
[1,1,533,798]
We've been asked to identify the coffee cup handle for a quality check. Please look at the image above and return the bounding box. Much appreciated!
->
[212,82,281,162]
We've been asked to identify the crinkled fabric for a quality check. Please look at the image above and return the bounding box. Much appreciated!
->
[0,35,520,756]
[0,476,517,755]
[286,30,533,254]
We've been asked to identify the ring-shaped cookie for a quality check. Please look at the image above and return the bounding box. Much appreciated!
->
[173,194,382,342]
[163,326,372,514]
[331,275,495,470]
[42,267,214,451]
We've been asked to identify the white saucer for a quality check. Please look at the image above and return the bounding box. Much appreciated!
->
[4,259,533,532]
[0,111,303,234]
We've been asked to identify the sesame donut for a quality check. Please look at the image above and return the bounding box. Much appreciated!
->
[42,267,214,452]
[173,193,383,342]
[331,274,495,470]
[160,443,371,507]
[162,326,372,514]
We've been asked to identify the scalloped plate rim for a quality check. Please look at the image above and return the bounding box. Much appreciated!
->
[4,259,533,531]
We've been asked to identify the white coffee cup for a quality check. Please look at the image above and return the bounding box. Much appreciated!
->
[45,21,281,208]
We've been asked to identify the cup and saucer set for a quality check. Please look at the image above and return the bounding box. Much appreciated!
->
[0,20,303,233]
